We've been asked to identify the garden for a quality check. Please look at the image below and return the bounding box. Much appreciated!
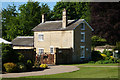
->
[2,43,48,73]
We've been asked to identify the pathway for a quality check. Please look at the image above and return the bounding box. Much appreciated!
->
[1,65,79,78]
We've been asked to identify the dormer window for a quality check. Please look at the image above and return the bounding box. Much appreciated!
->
[81,23,85,30]
[38,34,44,41]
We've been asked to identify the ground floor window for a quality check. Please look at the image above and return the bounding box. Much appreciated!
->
[38,48,44,55]
[50,46,54,54]
[80,46,85,58]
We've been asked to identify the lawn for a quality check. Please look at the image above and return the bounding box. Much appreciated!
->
[65,63,119,66]
[21,67,118,78]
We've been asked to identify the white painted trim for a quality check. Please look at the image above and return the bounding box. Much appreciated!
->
[80,46,85,58]
[50,46,54,54]
[38,48,44,55]
[83,19,94,31]
[81,32,85,42]
[73,19,94,31]
[38,33,44,41]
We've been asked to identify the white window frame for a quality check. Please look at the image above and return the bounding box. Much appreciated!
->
[50,46,54,54]
[38,33,44,41]
[80,46,85,58]
[81,32,85,42]
[38,48,44,55]
[81,23,85,30]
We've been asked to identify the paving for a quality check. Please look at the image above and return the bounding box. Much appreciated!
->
[1,65,79,78]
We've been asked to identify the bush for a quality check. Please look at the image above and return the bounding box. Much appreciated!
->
[95,60,103,64]
[26,60,32,71]
[4,62,17,72]
[2,43,19,64]
[117,59,120,63]
[102,60,109,64]
[17,62,26,72]
[40,64,48,69]
[109,58,114,63]
[88,61,95,64]
[91,51,103,61]
[18,53,25,62]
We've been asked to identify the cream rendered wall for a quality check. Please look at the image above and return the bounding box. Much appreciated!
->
[34,30,73,54]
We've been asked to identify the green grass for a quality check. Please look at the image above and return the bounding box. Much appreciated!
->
[21,67,118,78]
[62,63,119,66]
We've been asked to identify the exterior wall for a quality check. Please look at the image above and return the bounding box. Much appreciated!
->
[73,23,92,63]
[34,30,73,54]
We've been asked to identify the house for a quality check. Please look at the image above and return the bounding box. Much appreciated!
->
[12,8,93,64]
[32,8,93,64]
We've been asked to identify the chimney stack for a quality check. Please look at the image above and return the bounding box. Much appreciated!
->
[62,8,67,28]
[42,14,46,23]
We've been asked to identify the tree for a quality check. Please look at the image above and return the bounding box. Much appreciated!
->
[2,43,19,64]
[91,36,106,50]
[52,2,90,22]
[18,1,41,36]
[2,4,18,41]
[89,2,120,44]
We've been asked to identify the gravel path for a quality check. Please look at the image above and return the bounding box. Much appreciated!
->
[1,65,79,78]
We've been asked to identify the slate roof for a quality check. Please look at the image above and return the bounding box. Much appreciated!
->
[12,36,34,47]
[32,19,85,31]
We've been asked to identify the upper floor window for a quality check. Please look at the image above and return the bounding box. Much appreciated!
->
[81,32,85,42]
[38,34,44,41]
[50,46,54,54]
[81,23,85,30]
[38,48,44,55]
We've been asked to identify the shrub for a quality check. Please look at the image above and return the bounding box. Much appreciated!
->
[95,60,103,64]
[26,60,32,71]
[4,62,17,72]
[40,64,48,69]
[105,57,110,60]
[17,62,26,72]
[88,61,95,64]
[117,59,120,63]
[18,53,25,62]
[102,60,109,64]
[91,51,103,61]
[109,58,114,63]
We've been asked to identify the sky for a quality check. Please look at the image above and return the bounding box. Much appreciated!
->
[1,2,57,10]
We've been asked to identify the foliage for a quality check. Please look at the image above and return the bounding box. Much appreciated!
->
[102,49,113,57]
[53,2,90,22]
[2,2,51,41]
[16,62,26,72]
[40,64,48,69]
[4,62,17,72]
[2,4,18,41]
[26,60,32,70]
[90,2,120,44]
[18,53,25,63]
[101,54,107,57]
[88,61,95,64]
[91,36,106,49]
[2,43,19,64]
[91,51,103,61]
